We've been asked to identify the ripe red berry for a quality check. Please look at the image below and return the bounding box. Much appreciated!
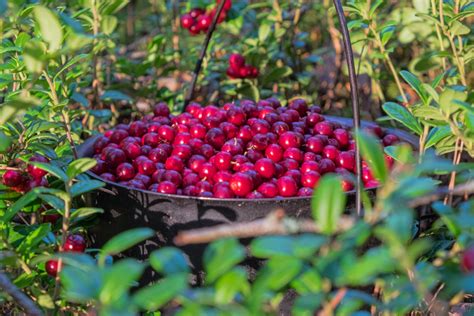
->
[230,172,254,197]
[153,102,171,117]
[2,170,25,187]
[277,176,298,197]
[314,121,333,136]
[279,131,302,149]
[257,182,278,198]
[116,163,135,181]
[180,13,195,29]
[165,155,184,172]
[64,235,86,253]
[254,158,275,179]
[461,246,474,272]
[333,128,350,148]
[137,159,157,176]
[157,181,177,194]
[189,8,205,18]
[383,134,400,146]
[338,151,356,171]
[301,171,321,188]
[27,155,49,179]
[45,260,59,276]
[213,182,235,198]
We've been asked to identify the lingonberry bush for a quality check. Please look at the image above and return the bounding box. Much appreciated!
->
[0,0,473,315]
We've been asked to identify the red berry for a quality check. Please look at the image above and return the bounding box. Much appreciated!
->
[301,161,320,174]
[301,171,321,188]
[383,134,400,146]
[110,129,129,144]
[461,246,474,272]
[319,158,336,174]
[205,128,226,150]
[157,126,175,143]
[2,170,25,187]
[257,182,278,198]
[265,144,284,163]
[129,121,148,137]
[137,159,157,176]
[45,260,59,277]
[116,163,135,181]
[314,121,333,136]
[323,145,339,161]
[180,13,195,29]
[64,234,86,253]
[338,151,355,171]
[333,129,350,148]
[254,158,275,179]
[157,181,177,194]
[197,14,212,31]
[230,172,254,197]
[277,176,298,197]
[27,155,49,179]
[279,131,302,149]
[100,173,116,182]
[165,155,184,172]
[123,142,142,160]
[153,102,170,117]
[189,8,205,18]
[213,182,235,198]
[104,149,126,168]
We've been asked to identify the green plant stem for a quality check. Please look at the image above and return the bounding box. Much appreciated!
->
[446,35,467,86]
[430,0,447,72]
[369,25,408,104]
[419,125,430,159]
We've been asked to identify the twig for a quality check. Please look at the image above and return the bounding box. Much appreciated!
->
[174,209,355,246]
[318,287,348,316]
[0,271,43,316]
[409,180,474,208]
[183,0,227,106]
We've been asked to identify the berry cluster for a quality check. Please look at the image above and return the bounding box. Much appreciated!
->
[2,155,49,193]
[180,0,232,35]
[45,234,87,276]
[461,246,474,273]
[226,53,259,79]
[92,98,399,199]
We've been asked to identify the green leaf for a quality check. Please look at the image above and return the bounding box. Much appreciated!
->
[257,257,302,291]
[425,126,451,149]
[439,87,467,115]
[100,90,132,102]
[262,66,293,85]
[33,6,63,51]
[251,235,327,259]
[61,265,101,303]
[70,207,103,220]
[99,259,145,305]
[204,238,246,283]
[357,131,388,183]
[132,273,187,311]
[215,268,249,304]
[258,23,271,42]
[29,161,68,182]
[17,224,51,255]
[450,21,470,36]
[0,94,41,124]
[412,106,445,122]
[0,131,12,152]
[412,0,430,13]
[311,174,346,235]
[3,190,38,222]
[383,102,423,134]
[70,180,104,198]
[99,228,154,264]
[66,158,97,179]
[291,268,323,294]
[400,70,428,104]
[101,15,118,35]
[150,247,190,275]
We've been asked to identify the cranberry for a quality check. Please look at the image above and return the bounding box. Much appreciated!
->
[265,144,283,162]
[180,13,195,28]
[323,145,339,161]
[272,121,290,135]
[134,174,151,187]
[237,125,253,142]
[383,134,400,146]
[338,151,356,171]
[172,144,192,161]
[2,170,25,187]
[205,128,226,150]
[157,181,177,194]
[64,234,86,253]
[141,132,160,147]
[333,129,350,148]
[305,113,323,127]
[250,134,270,151]
[183,185,199,196]
[148,147,168,163]
[213,182,235,198]
[297,187,313,196]
[461,246,474,272]
[137,159,157,176]
[222,140,243,156]
[227,106,246,126]
[362,166,375,183]
[229,53,245,70]
[314,121,333,136]
[157,126,175,143]
[285,169,302,184]
[364,180,379,188]
[110,129,129,144]
[27,155,49,179]
[116,163,135,181]
[289,98,308,116]
[100,172,116,182]
[129,121,148,137]
[280,158,299,171]
[183,173,200,187]
[199,163,217,181]
[213,152,232,170]
[257,182,278,198]
[301,171,321,188]
[341,179,354,192]
[165,155,184,172]
[279,131,302,149]
[200,144,215,159]
[319,158,336,174]
[246,191,264,199]
[214,170,232,183]
[94,136,110,153]
[284,147,304,162]
[254,158,275,179]
[196,180,213,193]
[45,260,59,276]
[230,172,254,197]
[277,176,298,197]
[162,170,182,186]
[301,161,320,174]
[104,149,126,168]
[153,102,170,117]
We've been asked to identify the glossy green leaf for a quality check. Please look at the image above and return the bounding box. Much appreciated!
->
[215,267,249,304]
[150,247,190,275]
[358,131,388,183]
[311,174,346,235]
[33,6,63,51]
[204,238,246,283]
[99,228,154,264]
[70,180,104,197]
[425,126,451,149]
[100,90,132,102]
[383,102,423,134]
[132,273,187,311]
[66,158,97,179]
[29,161,68,182]
[99,259,144,305]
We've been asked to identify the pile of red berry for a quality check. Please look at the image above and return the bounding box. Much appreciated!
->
[180,0,232,35]
[226,53,259,79]
[91,98,399,199]
[45,234,87,276]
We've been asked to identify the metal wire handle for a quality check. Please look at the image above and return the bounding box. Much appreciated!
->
[185,0,363,216]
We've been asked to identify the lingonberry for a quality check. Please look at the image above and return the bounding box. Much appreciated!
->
[2,170,25,187]
[277,176,298,197]
[137,159,157,176]
[116,163,135,181]
[180,13,195,28]
[64,235,86,253]
[254,158,275,179]
[383,134,400,146]
[314,121,333,136]
[319,158,336,174]
[301,171,321,188]
[153,102,171,117]
[301,161,320,174]
[279,131,302,149]
[165,155,184,172]
[157,181,177,194]
[213,182,235,198]
[338,151,356,171]
[27,155,49,179]
[230,172,254,197]
[45,260,59,277]
[297,187,313,197]
[323,145,339,161]
[257,182,278,198]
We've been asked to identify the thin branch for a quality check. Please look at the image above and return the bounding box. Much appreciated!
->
[409,180,474,208]
[318,287,348,316]
[183,0,227,106]
[0,271,43,316]
[174,209,355,246]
